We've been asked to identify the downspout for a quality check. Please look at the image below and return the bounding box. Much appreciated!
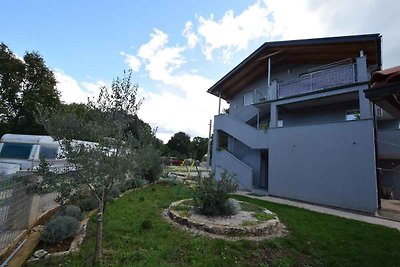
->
[218,92,222,115]
[267,57,271,86]
[372,103,382,209]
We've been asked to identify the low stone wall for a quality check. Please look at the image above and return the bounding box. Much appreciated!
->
[167,199,286,238]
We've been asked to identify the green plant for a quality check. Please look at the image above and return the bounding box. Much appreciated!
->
[58,205,84,221]
[107,186,121,201]
[141,219,152,230]
[41,216,79,243]
[79,197,98,212]
[193,171,238,216]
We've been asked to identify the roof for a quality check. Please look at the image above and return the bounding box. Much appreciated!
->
[0,134,57,145]
[364,66,400,118]
[208,34,382,100]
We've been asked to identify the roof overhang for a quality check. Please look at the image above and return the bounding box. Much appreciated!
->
[365,82,400,118]
[208,34,382,100]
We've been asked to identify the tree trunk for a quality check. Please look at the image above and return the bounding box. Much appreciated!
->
[94,197,105,262]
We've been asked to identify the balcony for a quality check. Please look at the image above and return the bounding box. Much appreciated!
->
[278,62,357,98]
[252,59,359,103]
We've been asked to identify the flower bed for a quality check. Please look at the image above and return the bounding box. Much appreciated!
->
[166,199,287,239]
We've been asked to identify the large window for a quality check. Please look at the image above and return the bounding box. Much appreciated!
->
[243,92,254,106]
[39,146,59,160]
[345,109,360,121]
[0,143,33,159]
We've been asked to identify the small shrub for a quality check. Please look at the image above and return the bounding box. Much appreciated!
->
[58,205,84,221]
[224,198,241,215]
[41,216,79,243]
[79,197,98,211]
[134,146,163,183]
[193,170,238,216]
[141,219,152,230]
[123,178,148,190]
[108,186,121,200]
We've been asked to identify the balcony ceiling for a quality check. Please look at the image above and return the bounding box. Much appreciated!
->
[208,34,382,101]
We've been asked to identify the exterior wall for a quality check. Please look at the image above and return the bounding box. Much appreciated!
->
[229,64,317,117]
[268,119,378,213]
[229,138,261,187]
[280,101,359,126]
[213,149,253,190]
[377,129,400,159]
[229,78,267,117]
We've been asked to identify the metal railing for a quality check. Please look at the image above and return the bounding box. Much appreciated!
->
[254,86,274,103]
[278,63,357,98]
[0,173,58,255]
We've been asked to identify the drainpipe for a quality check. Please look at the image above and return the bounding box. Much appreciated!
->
[267,57,271,86]
[206,119,212,171]
[372,103,382,210]
[218,92,222,115]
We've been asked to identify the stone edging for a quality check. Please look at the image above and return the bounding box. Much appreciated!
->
[166,199,288,240]
[27,183,152,262]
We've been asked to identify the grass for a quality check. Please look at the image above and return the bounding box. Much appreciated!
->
[28,183,400,267]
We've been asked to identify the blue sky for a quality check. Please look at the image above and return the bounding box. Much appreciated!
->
[1,0,399,142]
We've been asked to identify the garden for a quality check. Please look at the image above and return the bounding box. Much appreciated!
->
[24,179,400,267]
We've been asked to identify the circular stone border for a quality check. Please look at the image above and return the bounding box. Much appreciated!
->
[166,199,287,240]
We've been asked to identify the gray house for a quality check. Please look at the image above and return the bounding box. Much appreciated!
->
[208,34,400,214]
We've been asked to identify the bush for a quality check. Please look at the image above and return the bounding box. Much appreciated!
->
[224,198,241,215]
[79,197,98,211]
[134,146,163,182]
[123,178,148,191]
[193,170,238,216]
[58,205,84,221]
[41,216,79,243]
[107,186,121,201]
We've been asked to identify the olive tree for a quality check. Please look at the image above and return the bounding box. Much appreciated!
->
[35,71,157,261]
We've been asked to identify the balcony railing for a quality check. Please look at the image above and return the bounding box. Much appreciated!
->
[277,63,357,98]
[254,86,275,103]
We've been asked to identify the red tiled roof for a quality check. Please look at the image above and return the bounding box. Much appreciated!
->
[371,65,400,87]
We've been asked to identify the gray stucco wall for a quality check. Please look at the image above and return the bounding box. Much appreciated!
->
[377,129,400,159]
[229,138,261,188]
[213,149,253,190]
[280,101,359,126]
[268,119,378,213]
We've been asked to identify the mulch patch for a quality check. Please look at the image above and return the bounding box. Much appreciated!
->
[36,238,73,254]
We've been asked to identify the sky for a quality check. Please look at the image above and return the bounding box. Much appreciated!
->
[1,0,399,142]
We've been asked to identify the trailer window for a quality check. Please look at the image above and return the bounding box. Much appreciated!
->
[39,146,59,160]
[0,143,33,159]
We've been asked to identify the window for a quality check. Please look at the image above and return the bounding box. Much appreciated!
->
[39,146,59,160]
[345,110,360,121]
[0,143,33,159]
[243,92,254,106]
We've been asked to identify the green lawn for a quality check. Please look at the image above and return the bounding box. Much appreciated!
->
[30,183,400,267]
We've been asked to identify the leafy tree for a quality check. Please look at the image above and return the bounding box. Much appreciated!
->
[166,131,191,159]
[0,43,60,136]
[191,136,208,161]
[35,71,160,262]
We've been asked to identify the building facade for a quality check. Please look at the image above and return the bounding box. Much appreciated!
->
[208,34,400,214]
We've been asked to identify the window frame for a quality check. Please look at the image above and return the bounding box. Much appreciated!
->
[243,91,254,106]
[345,109,361,121]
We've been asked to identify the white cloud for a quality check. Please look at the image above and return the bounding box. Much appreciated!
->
[197,2,273,61]
[120,51,141,72]
[183,21,199,49]
[55,70,104,104]
[138,28,186,84]
[131,28,225,143]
